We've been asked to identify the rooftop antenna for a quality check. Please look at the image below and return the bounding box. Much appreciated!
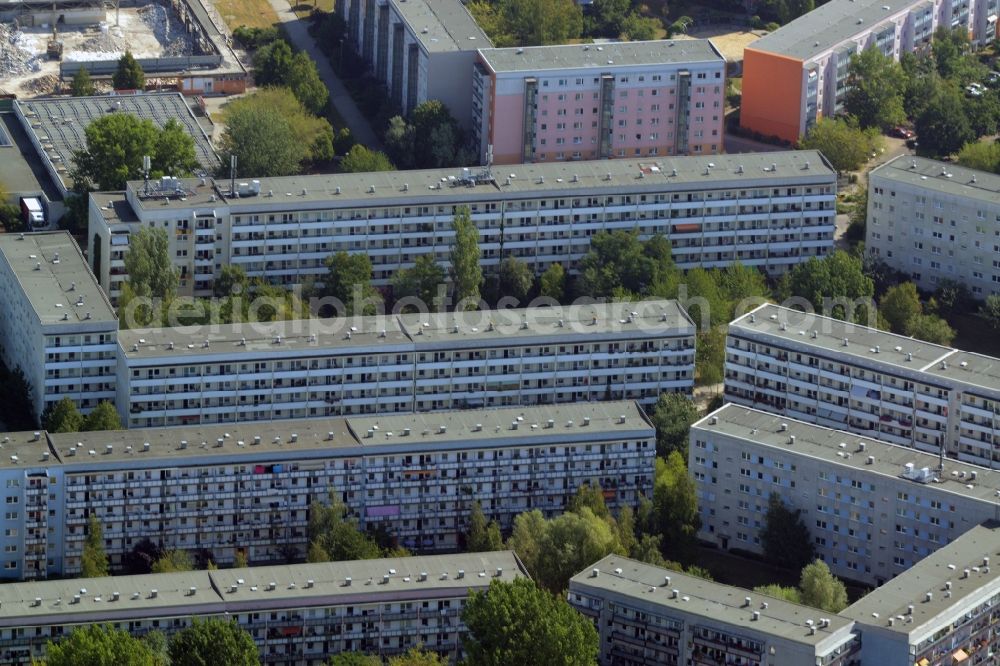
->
[141,155,151,195]
[229,154,237,196]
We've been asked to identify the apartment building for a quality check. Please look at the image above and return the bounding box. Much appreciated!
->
[471,40,726,165]
[741,0,996,143]
[88,151,837,301]
[691,403,1000,587]
[0,551,525,665]
[0,232,117,421]
[337,0,490,125]
[842,522,1000,666]
[114,300,694,429]
[0,401,652,579]
[725,303,1000,467]
[867,156,1000,298]
[568,555,861,666]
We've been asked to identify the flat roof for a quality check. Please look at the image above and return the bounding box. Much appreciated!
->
[0,231,116,326]
[0,114,59,201]
[870,155,1000,206]
[694,404,1000,506]
[479,39,723,73]
[842,523,1000,642]
[212,551,525,605]
[925,351,1000,395]
[391,0,490,53]
[0,552,521,625]
[571,555,855,649]
[730,304,955,376]
[117,151,835,214]
[117,300,693,360]
[15,94,218,189]
[748,0,914,61]
[44,401,649,465]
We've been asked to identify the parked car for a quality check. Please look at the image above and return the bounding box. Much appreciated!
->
[891,126,915,139]
[966,83,985,97]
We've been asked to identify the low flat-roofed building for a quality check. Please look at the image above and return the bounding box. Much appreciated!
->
[0,401,653,577]
[0,551,524,664]
[113,300,695,428]
[843,522,1000,666]
[568,555,860,666]
[724,303,1000,467]
[691,404,1000,587]
[89,151,836,302]
[0,232,117,422]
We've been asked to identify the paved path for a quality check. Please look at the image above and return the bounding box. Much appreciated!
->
[267,0,382,149]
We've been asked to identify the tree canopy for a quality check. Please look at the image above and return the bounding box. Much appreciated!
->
[649,392,700,459]
[71,66,95,97]
[112,51,145,90]
[81,514,110,578]
[958,140,1000,173]
[168,618,260,666]
[844,48,906,130]
[916,85,975,158]
[538,263,565,301]
[73,115,198,191]
[879,282,923,334]
[150,549,194,573]
[798,560,849,612]
[499,0,583,45]
[43,624,157,666]
[462,578,599,666]
[321,251,382,316]
[779,251,874,322]
[466,501,504,552]
[123,227,178,301]
[340,144,395,173]
[451,206,483,308]
[761,493,815,571]
[646,452,701,564]
[42,397,84,433]
[578,230,675,298]
[386,646,447,666]
[83,401,122,432]
[307,496,383,562]
[799,118,882,172]
[384,101,472,169]
[497,256,534,303]
[391,255,445,309]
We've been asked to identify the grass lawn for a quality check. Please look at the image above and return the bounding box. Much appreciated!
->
[291,0,334,19]
[214,0,279,30]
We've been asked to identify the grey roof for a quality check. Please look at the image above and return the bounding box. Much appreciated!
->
[391,0,490,53]
[730,304,955,376]
[926,351,1000,395]
[0,232,116,326]
[115,151,835,215]
[870,155,1000,206]
[571,555,856,650]
[0,114,60,201]
[479,39,724,74]
[694,404,1000,506]
[43,401,649,465]
[14,94,218,189]
[842,522,1000,642]
[0,552,522,626]
[117,300,693,360]
[748,0,914,61]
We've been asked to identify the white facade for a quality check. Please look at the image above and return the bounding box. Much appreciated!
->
[568,555,861,666]
[89,152,837,302]
[725,303,1000,468]
[114,300,694,429]
[691,404,1000,587]
[0,552,525,665]
[867,156,1000,298]
[0,233,117,422]
[0,401,652,580]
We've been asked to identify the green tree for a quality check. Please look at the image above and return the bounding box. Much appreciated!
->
[799,560,849,612]
[328,655,382,666]
[44,624,157,666]
[451,206,483,309]
[466,501,504,552]
[588,0,630,36]
[215,265,249,297]
[501,0,583,45]
[901,54,941,119]
[567,482,611,520]
[718,263,770,314]
[287,52,329,115]
[42,396,84,433]
[981,294,1000,328]
[467,0,517,46]
[253,39,294,86]
[307,496,383,561]
[880,282,923,334]
[800,118,882,172]
[168,618,260,666]
[219,101,306,177]
[462,578,599,666]
[81,513,110,578]
[391,254,446,308]
[70,66,95,96]
[958,141,1000,173]
[340,144,395,172]
[151,549,194,573]
[538,263,565,301]
[154,119,200,178]
[779,250,874,322]
[578,231,675,297]
[754,584,802,604]
[647,452,701,564]
[631,534,668,567]
[387,646,446,666]
[124,227,178,300]
[696,326,727,386]
[620,13,661,41]
[932,26,971,79]
[411,100,470,169]
[916,87,975,158]
[844,47,906,130]
[908,313,956,345]
[965,93,1000,137]
[497,256,533,303]
[222,89,334,170]
[234,551,249,569]
[83,401,122,432]
[649,392,700,459]
[112,51,145,90]
[383,115,416,167]
[322,251,382,316]
[761,493,815,571]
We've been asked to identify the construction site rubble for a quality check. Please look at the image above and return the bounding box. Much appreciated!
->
[0,23,41,77]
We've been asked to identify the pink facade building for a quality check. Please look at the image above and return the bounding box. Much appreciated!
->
[472,40,726,165]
